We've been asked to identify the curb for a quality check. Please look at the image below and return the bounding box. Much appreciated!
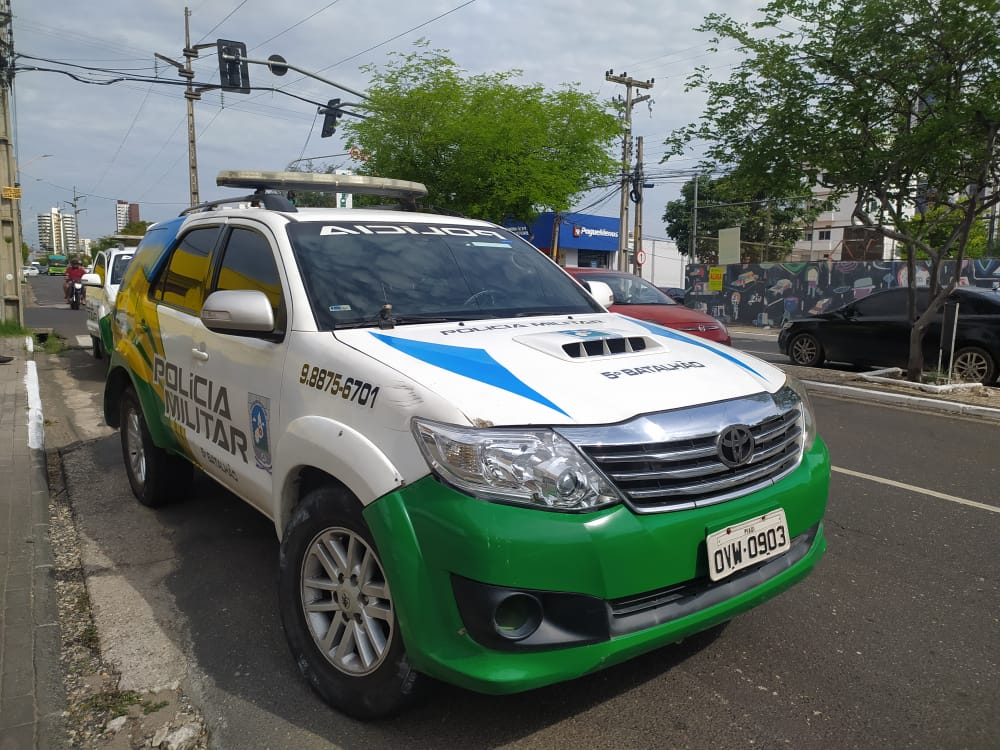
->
[25,336,68,748]
[801,378,1000,422]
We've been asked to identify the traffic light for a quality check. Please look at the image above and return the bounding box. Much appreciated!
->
[321,98,343,138]
[217,39,250,93]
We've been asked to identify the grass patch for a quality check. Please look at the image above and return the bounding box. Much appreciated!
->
[78,689,142,717]
[36,333,65,354]
[0,321,31,337]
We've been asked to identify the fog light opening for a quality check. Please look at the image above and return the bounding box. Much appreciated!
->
[492,593,542,641]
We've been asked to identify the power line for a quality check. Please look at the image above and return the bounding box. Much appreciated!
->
[194,0,250,45]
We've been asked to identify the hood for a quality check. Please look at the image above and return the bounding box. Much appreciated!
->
[334,313,785,427]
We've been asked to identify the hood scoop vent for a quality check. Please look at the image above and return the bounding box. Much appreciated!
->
[563,335,649,359]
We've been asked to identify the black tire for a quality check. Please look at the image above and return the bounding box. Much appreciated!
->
[951,346,996,385]
[70,299,79,310]
[92,335,103,360]
[788,333,824,367]
[119,387,192,507]
[278,485,421,720]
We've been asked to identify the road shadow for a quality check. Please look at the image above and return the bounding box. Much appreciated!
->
[62,436,730,749]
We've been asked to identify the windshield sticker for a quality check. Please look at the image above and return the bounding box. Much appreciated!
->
[629,319,768,380]
[328,304,353,312]
[248,394,272,473]
[469,242,513,248]
[601,362,705,379]
[371,333,568,417]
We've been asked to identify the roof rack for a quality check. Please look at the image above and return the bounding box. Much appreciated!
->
[180,189,296,216]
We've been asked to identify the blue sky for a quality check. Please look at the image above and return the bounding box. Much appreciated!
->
[14,0,761,246]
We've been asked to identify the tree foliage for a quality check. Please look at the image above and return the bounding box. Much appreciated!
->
[90,221,152,253]
[668,0,1000,380]
[338,43,621,223]
[663,175,808,263]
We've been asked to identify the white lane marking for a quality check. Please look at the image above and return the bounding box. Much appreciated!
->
[832,466,1000,514]
[740,349,781,357]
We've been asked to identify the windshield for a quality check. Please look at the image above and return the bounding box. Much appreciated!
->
[110,254,133,285]
[578,272,677,306]
[286,221,602,329]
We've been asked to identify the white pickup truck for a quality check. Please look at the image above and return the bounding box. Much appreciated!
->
[82,245,134,359]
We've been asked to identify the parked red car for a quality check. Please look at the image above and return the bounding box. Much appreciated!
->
[565,267,731,345]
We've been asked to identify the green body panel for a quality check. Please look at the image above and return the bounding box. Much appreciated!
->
[364,438,830,694]
[98,315,114,355]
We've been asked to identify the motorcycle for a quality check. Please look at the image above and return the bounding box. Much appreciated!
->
[69,280,85,310]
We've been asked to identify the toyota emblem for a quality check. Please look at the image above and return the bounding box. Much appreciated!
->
[717,424,755,467]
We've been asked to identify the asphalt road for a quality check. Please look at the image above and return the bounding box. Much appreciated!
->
[23,275,90,344]
[35,338,1000,749]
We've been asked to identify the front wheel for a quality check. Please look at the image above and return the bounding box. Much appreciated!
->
[951,346,996,385]
[278,485,421,719]
[788,333,824,367]
[119,387,192,507]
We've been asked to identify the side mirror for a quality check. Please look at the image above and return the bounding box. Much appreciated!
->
[201,290,275,335]
[81,273,102,288]
[582,280,615,308]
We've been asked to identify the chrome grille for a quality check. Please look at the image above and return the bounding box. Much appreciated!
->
[558,389,805,513]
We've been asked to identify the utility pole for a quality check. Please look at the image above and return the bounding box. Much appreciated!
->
[690,172,700,259]
[0,0,23,324]
[156,8,218,207]
[605,70,653,272]
[64,186,86,255]
[632,136,644,277]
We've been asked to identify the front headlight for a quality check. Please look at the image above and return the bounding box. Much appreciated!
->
[776,374,818,451]
[411,419,622,512]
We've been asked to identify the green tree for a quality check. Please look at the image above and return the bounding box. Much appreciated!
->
[667,0,1000,381]
[21,241,30,264]
[339,43,621,223]
[90,221,151,254]
[663,175,809,263]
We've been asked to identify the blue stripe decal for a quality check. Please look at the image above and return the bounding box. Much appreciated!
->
[629,319,768,380]
[371,333,569,417]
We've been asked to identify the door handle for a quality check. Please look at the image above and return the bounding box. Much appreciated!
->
[192,347,209,362]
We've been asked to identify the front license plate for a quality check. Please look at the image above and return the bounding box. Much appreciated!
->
[706,509,790,582]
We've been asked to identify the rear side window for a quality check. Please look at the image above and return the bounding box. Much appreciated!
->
[154,226,221,313]
[211,227,286,333]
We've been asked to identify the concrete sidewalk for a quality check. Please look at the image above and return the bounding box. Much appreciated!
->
[0,336,64,750]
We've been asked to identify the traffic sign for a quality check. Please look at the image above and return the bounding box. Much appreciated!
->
[2,186,22,199]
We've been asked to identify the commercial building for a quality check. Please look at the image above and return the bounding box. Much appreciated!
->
[36,208,78,254]
[513,212,686,287]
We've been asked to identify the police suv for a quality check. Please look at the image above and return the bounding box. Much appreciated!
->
[103,171,830,719]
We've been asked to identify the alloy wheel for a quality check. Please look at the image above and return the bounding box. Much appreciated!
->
[300,527,394,676]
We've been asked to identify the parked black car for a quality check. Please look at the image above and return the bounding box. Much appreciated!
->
[656,286,687,304]
[777,286,1000,384]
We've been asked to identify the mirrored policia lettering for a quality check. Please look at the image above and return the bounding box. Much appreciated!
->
[154,355,249,463]
[319,224,507,239]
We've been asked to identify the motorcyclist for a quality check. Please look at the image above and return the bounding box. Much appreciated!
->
[64,258,86,304]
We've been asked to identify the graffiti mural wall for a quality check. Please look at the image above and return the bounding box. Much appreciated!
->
[684,259,1000,327]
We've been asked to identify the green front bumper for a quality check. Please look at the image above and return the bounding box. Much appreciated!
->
[365,438,829,694]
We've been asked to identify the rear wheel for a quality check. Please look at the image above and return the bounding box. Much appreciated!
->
[278,485,421,719]
[951,346,996,385]
[119,387,191,507]
[788,333,824,367]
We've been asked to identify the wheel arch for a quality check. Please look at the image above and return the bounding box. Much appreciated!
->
[274,416,406,540]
